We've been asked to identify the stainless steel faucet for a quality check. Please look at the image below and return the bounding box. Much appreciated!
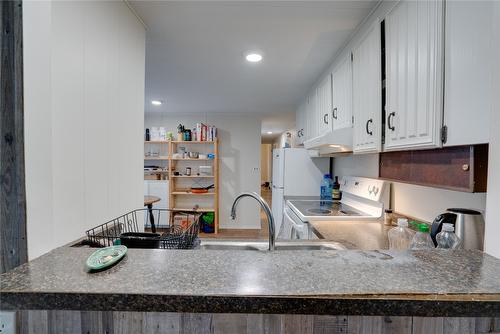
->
[230,192,275,251]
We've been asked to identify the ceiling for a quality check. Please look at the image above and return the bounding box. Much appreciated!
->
[131,1,377,133]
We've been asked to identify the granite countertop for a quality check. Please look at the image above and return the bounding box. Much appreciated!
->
[1,246,500,316]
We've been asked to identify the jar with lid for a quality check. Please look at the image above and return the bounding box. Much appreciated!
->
[384,209,394,226]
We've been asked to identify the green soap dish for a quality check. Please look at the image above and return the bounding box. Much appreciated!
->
[86,245,127,271]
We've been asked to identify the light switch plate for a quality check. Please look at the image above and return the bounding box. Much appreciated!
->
[0,311,16,334]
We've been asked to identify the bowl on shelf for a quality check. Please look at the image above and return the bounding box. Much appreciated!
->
[198,154,207,159]
[188,152,199,159]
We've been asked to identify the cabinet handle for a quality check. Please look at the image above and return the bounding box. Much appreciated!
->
[332,107,338,120]
[323,113,329,125]
[297,129,301,137]
[387,112,396,131]
[366,119,373,136]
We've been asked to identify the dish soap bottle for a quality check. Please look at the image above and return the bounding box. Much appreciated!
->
[320,174,333,204]
[410,224,435,250]
[436,223,462,249]
[388,218,414,250]
[332,176,342,201]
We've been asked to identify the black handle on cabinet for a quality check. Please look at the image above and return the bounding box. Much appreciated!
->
[323,113,329,124]
[297,129,301,137]
[366,119,373,136]
[388,112,396,131]
[332,107,338,120]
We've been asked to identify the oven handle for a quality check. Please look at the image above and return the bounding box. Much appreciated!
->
[284,206,305,239]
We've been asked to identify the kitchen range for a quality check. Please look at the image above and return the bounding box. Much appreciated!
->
[281,176,389,240]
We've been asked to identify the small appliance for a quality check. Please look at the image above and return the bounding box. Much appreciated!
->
[430,208,485,250]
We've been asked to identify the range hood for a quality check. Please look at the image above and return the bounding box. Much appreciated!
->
[303,127,353,157]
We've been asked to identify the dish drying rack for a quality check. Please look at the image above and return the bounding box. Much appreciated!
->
[85,208,201,249]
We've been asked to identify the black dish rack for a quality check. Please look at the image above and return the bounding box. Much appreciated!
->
[85,209,201,249]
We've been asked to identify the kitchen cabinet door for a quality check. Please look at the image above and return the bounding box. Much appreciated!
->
[317,74,333,136]
[332,55,353,131]
[352,22,382,154]
[443,0,492,146]
[295,101,307,145]
[384,0,444,151]
[306,90,318,140]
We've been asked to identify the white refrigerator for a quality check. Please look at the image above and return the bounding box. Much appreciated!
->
[271,148,329,234]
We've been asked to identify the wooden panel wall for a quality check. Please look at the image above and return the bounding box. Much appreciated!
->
[0,0,27,273]
[379,145,488,192]
[17,311,500,334]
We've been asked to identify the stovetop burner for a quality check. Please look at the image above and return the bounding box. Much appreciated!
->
[288,200,365,217]
[307,208,332,215]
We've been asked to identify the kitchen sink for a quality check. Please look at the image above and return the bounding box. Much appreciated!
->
[197,240,346,251]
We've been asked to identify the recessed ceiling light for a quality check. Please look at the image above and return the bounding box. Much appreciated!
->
[267,131,273,134]
[151,100,163,106]
[246,53,263,63]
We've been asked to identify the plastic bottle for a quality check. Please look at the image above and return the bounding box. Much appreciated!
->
[436,223,462,249]
[320,174,333,203]
[388,218,415,250]
[410,224,435,250]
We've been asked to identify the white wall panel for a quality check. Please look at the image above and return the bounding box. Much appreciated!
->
[24,0,145,259]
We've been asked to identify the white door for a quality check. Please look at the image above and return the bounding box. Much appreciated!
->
[332,55,353,131]
[352,22,382,154]
[317,74,332,136]
[282,148,329,196]
[443,0,492,146]
[272,149,284,188]
[384,0,444,151]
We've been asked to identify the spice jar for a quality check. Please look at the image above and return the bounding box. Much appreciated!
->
[185,167,191,176]
[384,209,394,226]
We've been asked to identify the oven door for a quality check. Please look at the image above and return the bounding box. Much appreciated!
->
[282,205,309,240]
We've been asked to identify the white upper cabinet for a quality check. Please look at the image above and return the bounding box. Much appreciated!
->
[306,90,319,140]
[317,74,333,136]
[295,101,307,145]
[443,1,492,146]
[384,0,444,151]
[352,22,382,154]
[332,55,353,131]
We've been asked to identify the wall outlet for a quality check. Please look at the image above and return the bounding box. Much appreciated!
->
[0,311,16,334]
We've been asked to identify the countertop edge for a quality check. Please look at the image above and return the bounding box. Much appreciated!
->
[1,291,499,317]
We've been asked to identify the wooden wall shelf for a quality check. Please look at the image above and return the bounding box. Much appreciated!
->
[168,139,219,234]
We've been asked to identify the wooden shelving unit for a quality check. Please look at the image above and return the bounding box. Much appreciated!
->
[168,139,219,234]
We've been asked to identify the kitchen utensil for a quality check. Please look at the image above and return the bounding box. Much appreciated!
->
[86,245,127,271]
[190,184,214,194]
[188,152,199,159]
[430,208,485,250]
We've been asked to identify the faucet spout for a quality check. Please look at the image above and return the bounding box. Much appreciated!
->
[230,192,275,251]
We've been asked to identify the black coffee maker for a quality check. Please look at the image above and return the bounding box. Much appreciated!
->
[430,212,457,247]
